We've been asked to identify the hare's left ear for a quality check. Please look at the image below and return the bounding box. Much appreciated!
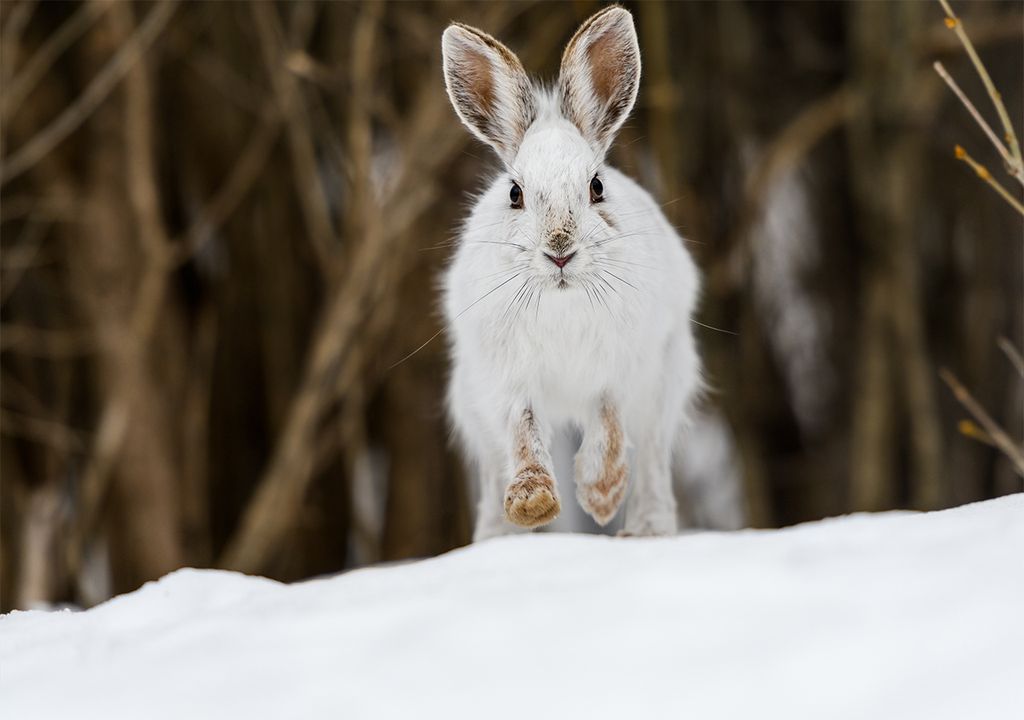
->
[558,6,641,153]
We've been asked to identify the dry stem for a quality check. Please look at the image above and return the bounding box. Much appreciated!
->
[997,336,1024,379]
[953,145,1024,216]
[937,0,1023,181]
[939,368,1024,477]
[932,60,1017,181]
[0,1,178,185]
[0,1,109,123]
[957,420,997,448]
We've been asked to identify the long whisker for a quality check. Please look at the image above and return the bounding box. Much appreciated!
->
[592,275,617,312]
[581,278,596,311]
[476,262,529,282]
[387,270,525,370]
[594,255,659,271]
[511,279,536,328]
[501,277,532,325]
[600,268,639,291]
[691,318,738,336]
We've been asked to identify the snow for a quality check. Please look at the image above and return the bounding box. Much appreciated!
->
[2,495,1023,720]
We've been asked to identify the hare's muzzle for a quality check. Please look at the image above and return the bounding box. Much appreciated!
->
[544,251,576,269]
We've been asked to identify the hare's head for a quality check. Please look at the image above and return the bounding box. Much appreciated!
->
[442,7,640,289]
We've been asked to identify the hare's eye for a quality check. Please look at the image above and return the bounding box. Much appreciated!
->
[509,182,523,209]
[590,175,604,203]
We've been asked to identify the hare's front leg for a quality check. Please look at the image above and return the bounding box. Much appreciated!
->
[503,408,560,528]
[574,401,629,525]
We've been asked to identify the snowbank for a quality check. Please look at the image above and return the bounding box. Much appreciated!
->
[2,496,1022,720]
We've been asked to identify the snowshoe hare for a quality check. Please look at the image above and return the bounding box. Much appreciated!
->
[441,6,702,540]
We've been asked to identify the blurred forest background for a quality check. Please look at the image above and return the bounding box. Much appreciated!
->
[1,0,1021,611]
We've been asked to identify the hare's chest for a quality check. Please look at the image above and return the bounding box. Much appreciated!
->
[506,291,635,418]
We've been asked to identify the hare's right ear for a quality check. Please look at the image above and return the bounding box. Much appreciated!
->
[442,23,536,164]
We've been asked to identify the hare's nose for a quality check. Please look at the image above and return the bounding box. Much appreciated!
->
[544,251,576,269]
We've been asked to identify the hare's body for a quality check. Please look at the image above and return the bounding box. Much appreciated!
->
[441,9,702,539]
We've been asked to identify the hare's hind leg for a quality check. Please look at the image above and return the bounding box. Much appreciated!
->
[503,407,560,528]
[473,450,503,541]
[621,371,689,536]
[574,400,629,526]
[622,429,677,536]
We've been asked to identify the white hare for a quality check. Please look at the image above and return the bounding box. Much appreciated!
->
[441,6,702,540]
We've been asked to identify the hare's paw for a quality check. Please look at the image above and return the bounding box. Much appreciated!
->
[620,508,676,537]
[576,461,628,526]
[504,466,560,528]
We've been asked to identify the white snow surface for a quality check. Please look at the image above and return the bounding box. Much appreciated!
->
[3,495,1023,720]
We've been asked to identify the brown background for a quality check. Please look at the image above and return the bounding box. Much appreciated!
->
[1,0,1021,611]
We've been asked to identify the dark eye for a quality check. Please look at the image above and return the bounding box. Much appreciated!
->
[590,175,604,203]
[509,182,523,209]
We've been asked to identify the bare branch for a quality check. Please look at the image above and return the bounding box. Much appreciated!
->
[170,106,283,265]
[67,1,185,588]
[937,0,1023,178]
[920,12,1024,56]
[251,2,335,270]
[997,337,1024,379]
[0,1,178,185]
[939,368,1024,477]
[953,145,1024,216]
[0,1,36,89]
[1,1,110,123]
[0,408,85,454]
[932,61,1018,182]
[0,216,47,304]
[957,419,997,448]
[0,324,95,356]
[285,51,344,89]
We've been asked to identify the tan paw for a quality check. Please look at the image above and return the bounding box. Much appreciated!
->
[577,462,627,526]
[504,466,560,528]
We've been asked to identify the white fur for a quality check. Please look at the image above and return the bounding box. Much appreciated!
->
[441,8,702,540]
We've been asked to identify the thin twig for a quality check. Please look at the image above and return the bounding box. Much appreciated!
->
[939,368,1024,477]
[68,1,184,586]
[0,1,178,185]
[0,408,86,453]
[954,145,1024,216]
[0,0,110,123]
[0,0,36,91]
[932,61,1016,178]
[285,51,344,89]
[170,106,283,265]
[0,215,47,304]
[0,324,96,356]
[920,13,1024,57]
[997,336,1024,379]
[957,419,997,448]
[938,0,1023,179]
[251,2,335,270]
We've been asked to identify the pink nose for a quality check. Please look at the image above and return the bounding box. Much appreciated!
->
[544,251,576,269]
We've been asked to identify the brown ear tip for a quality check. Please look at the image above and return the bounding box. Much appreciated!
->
[442,23,481,47]
[574,5,636,42]
[442,23,467,40]
[596,5,634,21]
